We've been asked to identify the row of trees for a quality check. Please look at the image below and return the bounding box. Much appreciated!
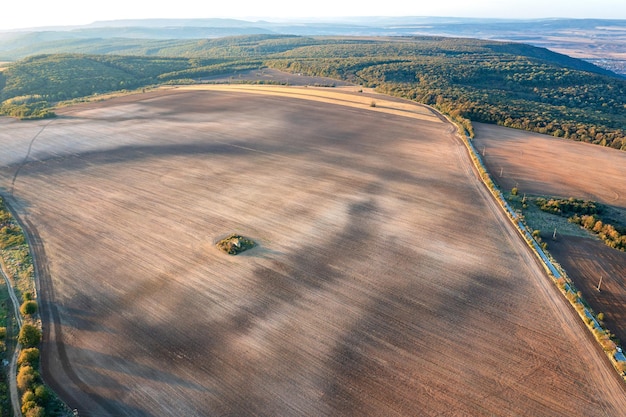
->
[570,214,626,251]
[0,197,65,416]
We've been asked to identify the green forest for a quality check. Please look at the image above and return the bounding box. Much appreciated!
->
[1,35,625,150]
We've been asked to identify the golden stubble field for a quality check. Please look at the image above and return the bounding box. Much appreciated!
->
[0,87,625,416]
[473,122,626,349]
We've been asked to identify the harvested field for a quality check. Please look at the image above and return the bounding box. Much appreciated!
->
[0,87,625,416]
[472,123,626,210]
[473,121,626,359]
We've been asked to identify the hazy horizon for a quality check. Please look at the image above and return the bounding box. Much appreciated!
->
[3,0,626,31]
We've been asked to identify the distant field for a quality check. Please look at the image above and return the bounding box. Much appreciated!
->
[473,122,626,349]
[0,87,624,416]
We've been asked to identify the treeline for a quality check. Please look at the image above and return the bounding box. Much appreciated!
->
[0,197,68,416]
[569,215,626,251]
[1,35,625,151]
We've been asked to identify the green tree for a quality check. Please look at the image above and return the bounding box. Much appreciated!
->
[18,324,42,348]
[20,300,38,316]
[34,384,50,403]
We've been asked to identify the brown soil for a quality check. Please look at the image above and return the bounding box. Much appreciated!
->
[472,122,626,209]
[547,235,626,345]
[0,89,624,416]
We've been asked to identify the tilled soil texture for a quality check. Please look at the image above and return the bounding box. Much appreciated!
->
[549,235,626,346]
[0,87,624,416]
[472,122,626,209]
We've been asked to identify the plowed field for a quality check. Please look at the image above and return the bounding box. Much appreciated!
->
[0,87,624,416]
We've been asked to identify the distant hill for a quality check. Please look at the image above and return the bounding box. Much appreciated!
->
[0,33,624,150]
[1,17,625,75]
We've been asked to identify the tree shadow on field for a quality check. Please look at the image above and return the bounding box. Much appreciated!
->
[65,345,206,391]
[9,140,301,180]
[58,305,118,333]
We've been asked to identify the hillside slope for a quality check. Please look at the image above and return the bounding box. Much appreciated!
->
[1,35,625,149]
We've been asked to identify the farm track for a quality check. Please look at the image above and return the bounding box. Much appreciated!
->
[1,86,625,416]
[0,261,22,417]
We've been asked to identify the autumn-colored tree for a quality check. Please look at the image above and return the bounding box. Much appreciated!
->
[17,365,36,391]
[18,347,40,367]
[18,324,42,348]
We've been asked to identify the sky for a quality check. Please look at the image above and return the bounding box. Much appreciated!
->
[2,0,626,31]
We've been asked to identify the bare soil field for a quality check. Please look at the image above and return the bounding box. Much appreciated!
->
[472,123,626,209]
[0,87,625,416]
[473,122,626,352]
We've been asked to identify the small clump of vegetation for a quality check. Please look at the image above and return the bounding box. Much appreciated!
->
[535,197,600,216]
[216,234,256,255]
[532,197,625,251]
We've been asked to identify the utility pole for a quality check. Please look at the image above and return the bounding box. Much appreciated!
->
[499,167,503,177]
[597,275,603,292]
[553,227,557,240]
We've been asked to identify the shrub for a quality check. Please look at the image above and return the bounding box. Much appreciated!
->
[21,390,35,406]
[18,348,40,367]
[511,187,518,196]
[17,365,36,391]
[34,384,50,403]
[18,324,42,348]
[216,234,256,255]
[20,300,38,316]
[24,405,44,417]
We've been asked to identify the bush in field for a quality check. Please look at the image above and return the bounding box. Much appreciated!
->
[18,324,42,348]
[216,234,256,255]
[20,300,38,316]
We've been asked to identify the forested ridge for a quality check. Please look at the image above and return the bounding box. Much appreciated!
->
[1,35,625,150]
